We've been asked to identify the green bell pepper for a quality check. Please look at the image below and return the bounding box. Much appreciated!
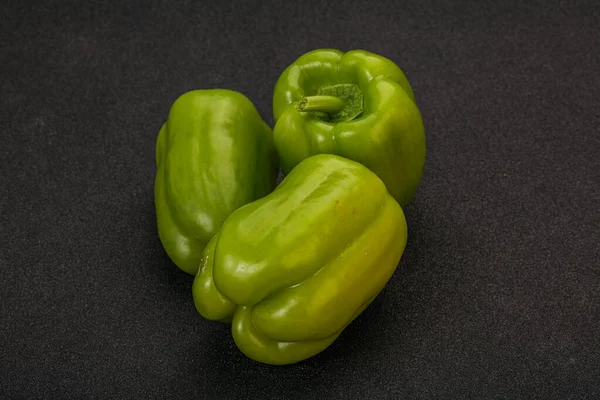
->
[155,89,279,275]
[272,48,426,207]
[192,154,408,365]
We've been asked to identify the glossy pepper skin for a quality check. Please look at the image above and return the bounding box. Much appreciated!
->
[192,154,408,365]
[272,48,426,207]
[155,89,279,275]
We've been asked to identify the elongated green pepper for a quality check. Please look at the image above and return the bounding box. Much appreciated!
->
[272,48,426,206]
[155,89,279,275]
[192,154,408,365]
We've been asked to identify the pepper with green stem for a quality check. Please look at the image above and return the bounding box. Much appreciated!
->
[272,48,426,207]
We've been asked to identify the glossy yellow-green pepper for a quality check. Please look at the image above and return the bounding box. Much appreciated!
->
[192,154,408,365]
[155,89,279,275]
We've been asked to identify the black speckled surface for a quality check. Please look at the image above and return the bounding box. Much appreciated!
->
[2,0,599,398]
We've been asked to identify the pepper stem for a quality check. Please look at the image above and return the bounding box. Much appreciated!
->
[297,95,346,113]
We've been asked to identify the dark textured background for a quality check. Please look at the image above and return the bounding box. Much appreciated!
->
[2,0,599,398]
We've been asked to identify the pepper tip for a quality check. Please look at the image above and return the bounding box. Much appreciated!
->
[296,98,308,111]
